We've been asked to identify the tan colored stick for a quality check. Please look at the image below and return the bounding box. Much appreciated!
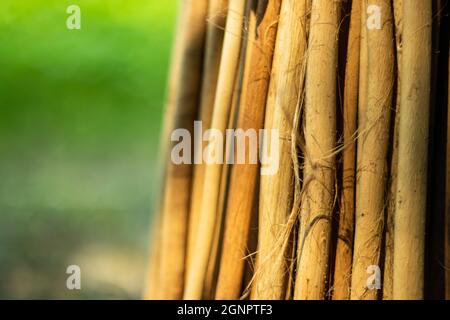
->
[187,0,228,270]
[332,0,361,300]
[393,0,432,300]
[214,1,256,299]
[351,0,394,300]
[158,0,208,300]
[252,0,309,300]
[383,0,402,301]
[294,0,340,300]
[214,0,282,300]
[183,0,246,299]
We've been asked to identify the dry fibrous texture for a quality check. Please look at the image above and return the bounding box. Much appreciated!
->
[158,0,208,299]
[187,0,228,273]
[294,0,340,300]
[183,0,246,299]
[251,0,310,300]
[393,0,432,300]
[332,0,360,300]
[351,0,394,300]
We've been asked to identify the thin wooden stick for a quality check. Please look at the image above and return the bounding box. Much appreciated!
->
[187,0,228,271]
[393,0,432,300]
[213,0,282,300]
[351,0,394,300]
[383,0,402,301]
[183,0,246,299]
[158,0,208,300]
[332,0,361,300]
[214,0,255,299]
[251,0,309,300]
[294,0,340,300]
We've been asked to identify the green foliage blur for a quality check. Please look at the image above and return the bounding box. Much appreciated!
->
[0,0,177,298]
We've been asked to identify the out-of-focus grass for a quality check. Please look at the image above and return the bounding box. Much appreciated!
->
[0,0,177,298]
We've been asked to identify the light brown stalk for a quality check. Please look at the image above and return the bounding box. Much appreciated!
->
[251,0,309,300]
[294,0,340,300]
[332,0,361,300]
[213,0,283,300]
[383,0,402,301]
[183,0,246,299]
[214,1,255,299]
[187,0,228,271]
[393,0,432,300]
[158,0,208,300]
[351,0,394,300]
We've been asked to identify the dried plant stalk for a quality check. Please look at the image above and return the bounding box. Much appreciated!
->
[251,0,309,300]
[332,0,361,300]
[213,0,282,300]
[158,0,208,299]
[383,0,403,300]
[393,0,432,300]
[183,0,246,299]
[351,0,394,300]
[187,0,228,271]
[294,0,340,300]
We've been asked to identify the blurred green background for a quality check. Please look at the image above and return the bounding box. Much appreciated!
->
[0,0,177,298]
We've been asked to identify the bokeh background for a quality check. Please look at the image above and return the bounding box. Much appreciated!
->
[0,0,177,298]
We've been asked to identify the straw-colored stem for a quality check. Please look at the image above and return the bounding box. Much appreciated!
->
[187,0,228,271]
[332,0,361,300]
[383,0,402,301]
[351,0,394,300]
[393,0,432,300]
[251,0,309,300]
[158,0,208,299]
[183,0,246,299]
[214,0,283,300]
[294,0,340,300]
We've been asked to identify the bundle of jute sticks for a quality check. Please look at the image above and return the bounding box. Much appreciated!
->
[144,0,450,300]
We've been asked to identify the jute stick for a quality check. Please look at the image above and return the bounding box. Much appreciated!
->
[294,0,340,300]
[393,0,432,300]
[183,0,246,299]
[351,0,394,300]
[214,0,255,299]
[332,0,361,300]
[187,0,228,271]
[383,0,402,300]
[214,0,283,300]
[251,0,309,300]
[158,0,208,299]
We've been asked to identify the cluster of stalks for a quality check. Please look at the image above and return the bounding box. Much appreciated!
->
[145,0,450,300]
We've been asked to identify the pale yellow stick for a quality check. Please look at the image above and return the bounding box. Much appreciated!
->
[294,0,340,300]
[252,0,309,300]
[351,0,394,300]
[333,0,361,300]
[383,0,402,301]
[183,0,246,299]
[187,0,228,271]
